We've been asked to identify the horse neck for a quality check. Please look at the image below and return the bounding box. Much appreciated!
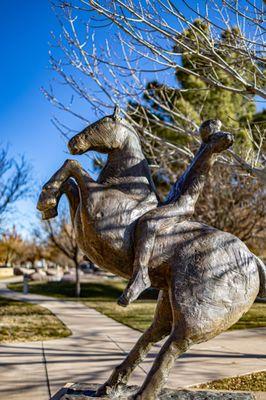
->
[98,135,152,187]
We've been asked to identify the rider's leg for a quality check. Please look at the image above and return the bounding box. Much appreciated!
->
[118,217,154,306]
[118,201,194,307]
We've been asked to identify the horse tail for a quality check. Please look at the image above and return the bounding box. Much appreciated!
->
[255,255,266,298]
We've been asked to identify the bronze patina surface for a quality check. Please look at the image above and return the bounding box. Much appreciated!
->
[37,109,266,400]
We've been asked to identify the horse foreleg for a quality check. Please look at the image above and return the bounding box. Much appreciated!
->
[37,159,93,219]
[96,290,172,396]
[61,178,80,225]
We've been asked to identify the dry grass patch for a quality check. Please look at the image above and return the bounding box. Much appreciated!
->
[0,297,71,342]
[196,371,266,391]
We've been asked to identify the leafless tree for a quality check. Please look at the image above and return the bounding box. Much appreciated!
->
[42,1,265,252]
[195,164,266,249]
[0,147,31,225]
[45,0,265,183]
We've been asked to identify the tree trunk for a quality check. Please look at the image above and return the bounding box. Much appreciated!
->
[75,262,81,297]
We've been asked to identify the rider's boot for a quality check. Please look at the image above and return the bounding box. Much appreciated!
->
[117,266,151,307]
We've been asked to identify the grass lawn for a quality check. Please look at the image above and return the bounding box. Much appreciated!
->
[9,280,266,332]
[87,300,156,332]
[196,371,266,392]
[0,296,71,342]
[9,279,126,300]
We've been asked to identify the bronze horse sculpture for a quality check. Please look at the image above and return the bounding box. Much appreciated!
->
[37,109,266,400]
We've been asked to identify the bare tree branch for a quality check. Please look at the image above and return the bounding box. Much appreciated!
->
[0,147,31,223]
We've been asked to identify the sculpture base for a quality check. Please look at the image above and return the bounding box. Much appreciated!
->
[52,383,256,400]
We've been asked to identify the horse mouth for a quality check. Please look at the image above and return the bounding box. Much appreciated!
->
[68,142,90,155]
[69,147,85,155]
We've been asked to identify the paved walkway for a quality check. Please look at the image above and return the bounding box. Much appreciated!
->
[0,281,265,400]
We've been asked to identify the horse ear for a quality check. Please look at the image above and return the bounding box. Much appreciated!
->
[112,105,120,119]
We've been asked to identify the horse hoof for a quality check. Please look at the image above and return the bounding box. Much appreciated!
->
[117,294,129,307]
[94,385,111,397]
[41,207,58,220]
[37,188,58,212]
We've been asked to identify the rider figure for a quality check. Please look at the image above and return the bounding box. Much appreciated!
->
[118,119,232,307]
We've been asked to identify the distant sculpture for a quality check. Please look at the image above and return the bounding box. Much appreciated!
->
[37,109,266,400]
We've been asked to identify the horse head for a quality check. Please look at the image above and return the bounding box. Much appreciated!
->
[68,106,139,155]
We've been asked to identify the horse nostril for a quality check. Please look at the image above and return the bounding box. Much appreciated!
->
[68,141,78,155]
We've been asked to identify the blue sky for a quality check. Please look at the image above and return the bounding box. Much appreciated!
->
[0,1,94,236]
[0,1,264,237]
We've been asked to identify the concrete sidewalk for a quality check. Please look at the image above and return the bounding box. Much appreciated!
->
[0,281,265,400]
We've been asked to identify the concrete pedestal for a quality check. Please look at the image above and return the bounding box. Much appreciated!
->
[51,383,258,400]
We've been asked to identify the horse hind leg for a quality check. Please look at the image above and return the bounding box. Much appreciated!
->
[95,290,172,396]
[133,324,191,400]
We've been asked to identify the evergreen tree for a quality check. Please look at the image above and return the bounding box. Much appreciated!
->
[130,20,261,152]
[128,20,265,251]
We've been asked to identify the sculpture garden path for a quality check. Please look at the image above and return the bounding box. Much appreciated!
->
[0,279,265,400]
